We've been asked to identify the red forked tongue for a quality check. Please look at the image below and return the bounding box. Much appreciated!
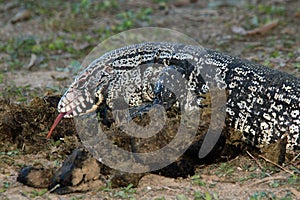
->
[46,111,70,139]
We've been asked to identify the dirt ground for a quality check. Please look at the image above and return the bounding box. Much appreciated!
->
[0,0,299,199]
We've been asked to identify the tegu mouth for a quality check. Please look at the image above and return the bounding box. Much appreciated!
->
[46,83,106,138]
[46,91,103,139]
[46,104,100,139]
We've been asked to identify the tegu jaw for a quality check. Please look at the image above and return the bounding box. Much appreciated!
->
[46,88,104,139]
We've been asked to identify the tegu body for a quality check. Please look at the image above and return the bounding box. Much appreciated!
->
[47,42,300,151]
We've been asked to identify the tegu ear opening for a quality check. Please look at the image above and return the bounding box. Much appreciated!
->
[94,88,104,105]
[79,91,104,116]
[79,104,98,116]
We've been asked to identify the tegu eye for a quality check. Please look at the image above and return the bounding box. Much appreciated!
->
[77,78,87,88]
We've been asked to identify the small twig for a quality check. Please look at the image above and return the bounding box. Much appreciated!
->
[48,184,60,193]
[246,150,263,169]
[19,191,33,200]
[291,152,300,163]
[289,188,300,197]
[0,154,15,161]
[162,186,180,192]
[259,155,294,175]
[248,175,286,187]
[21,143,25,151]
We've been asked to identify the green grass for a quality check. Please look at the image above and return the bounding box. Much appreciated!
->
[215,162,235,177]
[242,3,285,31]
[113,184,137,199]
[153,0,169,3]
[0,83,43,103]
[3,83,24,98]
[257,4,286,15]
[287,174,298,185]
[0,0,154,72]
[0,150,20,156]
[0,182,10,193]
[249,191,275,200]
[113,8,153,32]
[191,174,206,186]
[237,173,258,182]
[193,191,217,200]
[0,34,83,71]
[70,196,85,200]
[176,194,189,200]
[0,36,41,69]
[25,189,48,198]
[102,183,137,199]
[154,198,166,200]
[247,4,286,15]
[249,190,294,200]
[6,36,38,56]
[0,73,3,84]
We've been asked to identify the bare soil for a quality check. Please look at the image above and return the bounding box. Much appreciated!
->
[0,0,299,199]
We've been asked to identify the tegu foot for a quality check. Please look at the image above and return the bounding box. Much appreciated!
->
[18,148,143,194]
[47,148,105,194]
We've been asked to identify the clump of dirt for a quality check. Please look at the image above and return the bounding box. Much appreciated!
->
[0,96,78,154]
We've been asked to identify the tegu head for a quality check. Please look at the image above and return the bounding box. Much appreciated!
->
[46,61,114,139]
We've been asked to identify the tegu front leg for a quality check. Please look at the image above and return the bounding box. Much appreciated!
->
[125,65,187,121]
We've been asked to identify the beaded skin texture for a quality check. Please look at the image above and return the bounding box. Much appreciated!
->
[57,42,300,151]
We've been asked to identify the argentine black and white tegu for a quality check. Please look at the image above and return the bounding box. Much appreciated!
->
[47,42,300,152]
